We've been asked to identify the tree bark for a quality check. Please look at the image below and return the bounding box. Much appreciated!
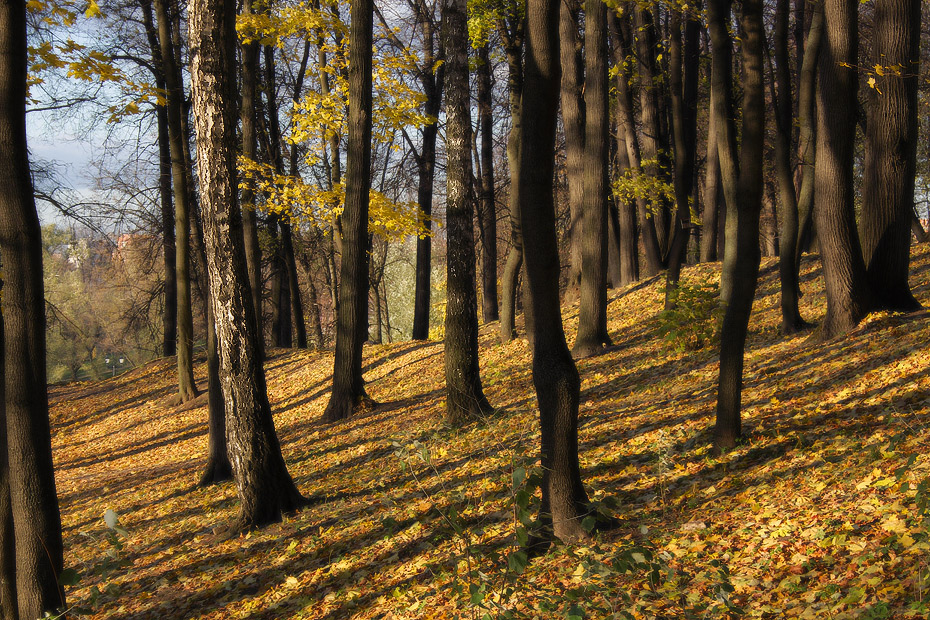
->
[814,0,871,339]
[521,0,590,544]
[476,43,499,324]
[794,3,823,277]
[559,0,584,304]
[442,0,495,425]
[859,0,922,311]
[189,0,304,529]
[700,86,722,263]
[0,0,66,612]
[154,0,198,403]
[714,0,765,451]
[323,0,374,422]
[0,311,18,620]
[572,0,612,357]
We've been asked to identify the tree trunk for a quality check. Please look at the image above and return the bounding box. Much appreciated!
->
[0,311,18,620]
[476,43,499,324]
[613,133,640,286]
[442,0,494,425]
[559,0,584,304]
[520,0,589,544]
[188,0,305,529]
[913,211,929,243]
[664,4,700,309]
[859,0,921,311]
[700,86,722,262]
[154,0,198,403]
[0,0,66,612]
[774,0,808,334]
[714,0,765,451]
[323,0,374,422]
[573,0,612,357]
[814,0,871,339]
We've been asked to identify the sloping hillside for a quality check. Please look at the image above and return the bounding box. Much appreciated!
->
[51,245,930,619]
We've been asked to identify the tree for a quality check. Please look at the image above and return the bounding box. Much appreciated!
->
[813,0,871,339]
[520,0,589,543]
[0,306,15,620]
[475,42,499,324]
[712,0,765,450]
[572,0,612,358]
[442,0,495,425]
[322,0,375,422]
[0,0,66,612]
[859,0,922,312]
[188,0,305,528]
[559,0,584,303]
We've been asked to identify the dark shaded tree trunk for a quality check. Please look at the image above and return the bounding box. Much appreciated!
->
[664,4,701,309]
[913,211,929,243]
[323,0,374,422]
[712,0,765,451]
[442,0,495,424]
[0,311,18,620]
[814,0,871,339]
[559,0,584,303]
[794,3,823,277]
[0,0,65,612]
[154,0,198,403]
[859,0,921,311]
[521,0,590,544]
[476,43,499,324]
[613,141,640,285]
[573,0,612,357]
[774,0,808,334]
[700,86,722,262]
[188,0,304,529]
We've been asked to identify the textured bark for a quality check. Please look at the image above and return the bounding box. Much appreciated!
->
[442,0,494,425]
[0,312,18,620]
[700,86,722,262]
[859,0,921,311]
[476,43,499,324]
[521,0,589,544]
[154,0,198,403]
[411,5,443,341]
[188,0,304,529]
[707,0,741,305]
[814,0,871,339]
[794,4,823,275]
[499,26,525,343]
[572,0,611,358]
[613,133,640,286]
[323,0,374,422]
[774,0,808,334]
[664,5,700,309]
[0,1,66,612]
[714,0,765,451]
[560,0,584,303]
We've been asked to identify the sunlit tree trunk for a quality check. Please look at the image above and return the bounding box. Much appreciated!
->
[700,86,722,263]
[189,0,305,528]
[0,0,66,612]
[475,43,499,324]
[0,310,17,620]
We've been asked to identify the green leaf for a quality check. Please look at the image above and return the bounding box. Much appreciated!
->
[508,550,528,574]
[58,568,80,586]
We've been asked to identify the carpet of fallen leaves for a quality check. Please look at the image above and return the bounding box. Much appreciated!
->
[51,245,930,619]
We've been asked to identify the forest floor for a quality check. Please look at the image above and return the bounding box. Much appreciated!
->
[52,245,930,619]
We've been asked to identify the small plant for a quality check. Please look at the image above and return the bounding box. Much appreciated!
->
[657,278,723,353]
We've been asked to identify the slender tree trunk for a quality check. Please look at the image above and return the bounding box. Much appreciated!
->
[521,0,589,544]
[560,0,584,303]
[700,86,722,262]
[154,0,198,403]
[188,0,304,529]
[774,0,808,333]
[573,0,612,357]
[323,0,374,422]
[0,1,65,612]
[814,0,871,339]
[794,3,823,276]
[476,43,499,323]
[859,0,921,311]
[714,0,765,451]
[913,211,928,243]
[442,0,494,425]
[613,134,640,285]
[0,311,18,620]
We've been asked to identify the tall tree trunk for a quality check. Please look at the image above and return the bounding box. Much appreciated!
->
[0,0,66,612]
[700,86,722,262]
[573,0,612,357]
[0,311,18,620]
[521,0,589,544]
[188,0,305,529]
[323,0,374,422]
[714,0,765,451]
[442,0,495,425]
[664,4,701,309]
[499,29,525,343]
[913,211,929,243]
[411,8,443,341]
[814,0,871,339]
[613,134,640,285]
[794,3,823,277]
[859,0,921,311]
[560,0,584,303]
[154,0,198,403]
[774,0,808,333]
[476,43,499,324]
